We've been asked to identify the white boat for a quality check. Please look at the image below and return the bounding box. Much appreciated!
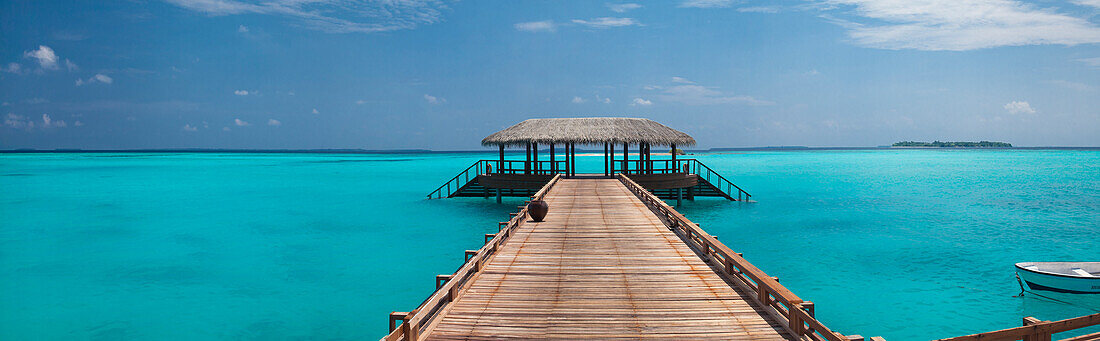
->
[1016,262,1100,294]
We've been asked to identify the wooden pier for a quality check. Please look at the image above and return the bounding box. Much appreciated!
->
[386,175,860,340]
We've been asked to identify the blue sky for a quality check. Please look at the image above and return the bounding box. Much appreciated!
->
[2,0,1099,150]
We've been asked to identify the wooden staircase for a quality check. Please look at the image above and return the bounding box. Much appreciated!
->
[428,159,752,202]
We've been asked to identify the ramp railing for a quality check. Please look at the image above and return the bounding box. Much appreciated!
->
[388,174,563,341]
[618,173,866,341]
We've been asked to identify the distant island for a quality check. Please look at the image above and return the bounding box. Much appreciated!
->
[892,141,1012,148]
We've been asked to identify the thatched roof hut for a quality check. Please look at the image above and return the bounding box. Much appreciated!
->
[481,117,695,147]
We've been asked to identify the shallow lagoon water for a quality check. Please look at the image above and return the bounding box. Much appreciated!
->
[1,150,1098,340]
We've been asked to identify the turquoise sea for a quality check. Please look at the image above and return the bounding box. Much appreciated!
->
[2,150,1098,340]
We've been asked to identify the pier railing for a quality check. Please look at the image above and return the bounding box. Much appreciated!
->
[618,173,861,341]
[616,159,751,201]
[428,158,750,201]
[934,313,1100,341]
[426,160,568,199]
[389,174,563,341]
[427,160,485,199]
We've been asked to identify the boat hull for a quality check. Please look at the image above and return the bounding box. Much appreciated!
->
[1016,263,1100,294]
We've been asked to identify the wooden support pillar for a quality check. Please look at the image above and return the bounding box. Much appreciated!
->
[549,143,555,174]
[604,143,609,176]
[496,188,501,203]
[643,143,649,174]
[677,188,683,207]
[622,143,628,174]
[609,143,615,174]
[563,143,569,177]
[533,142,539,174]
[524,142,531,174]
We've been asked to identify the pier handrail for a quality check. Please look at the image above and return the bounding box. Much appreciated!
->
[934,313,1100,341]
[426,160,484,199]
[387,174,563,341]
[617,173,851,341]
[689,159,752,201]
[426,159,569,199]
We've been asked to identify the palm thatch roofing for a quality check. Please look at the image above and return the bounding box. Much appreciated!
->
[481,117,696,147]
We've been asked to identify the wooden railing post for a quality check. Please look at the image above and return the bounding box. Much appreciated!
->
[401,309,418,341]
[1022,317,1050,341]
[436,275,451,289]
[390,311,408,332]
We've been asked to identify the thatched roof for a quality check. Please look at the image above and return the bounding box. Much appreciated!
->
[481,117,696,147]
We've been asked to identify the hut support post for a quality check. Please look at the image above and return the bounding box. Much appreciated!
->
[647,143,652,174]
[498,145,505,174]
[677,188,683,206]
[533,143,539,174]
[564,143,570,177]
[609,143,615,174]
[524,143,531,174]
[603,143,609,176]
[496,188,501,203]
[622,143,628,174]
[549,144,555,174]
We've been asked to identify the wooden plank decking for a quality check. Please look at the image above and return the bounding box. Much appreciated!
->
[421,178,792,340]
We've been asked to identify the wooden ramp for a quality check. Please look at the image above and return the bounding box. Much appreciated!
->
[388,175,855,341]
[426,178,788,340]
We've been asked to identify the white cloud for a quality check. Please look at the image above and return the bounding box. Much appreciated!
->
[805,69,820,76]
[234,90,251,95]
[739,6,780,13]
[2,113,66,129]
[1073,0,1100,8]
[41,114,66,127]
[164,0,448,34]
[631,98,653,106]
[75,74,113,86]
[1004,101,1036,114]
[267,118,281,126]
[64,59,78,71]
[4,113,31,129]
[312,108,319,114]
[423,94,444,104]
[661,84,774,105]
[679,0,735,8]
[235,118,250,126]
[238,24,249,33]
[572,17,640,28]
[571,96,586,104]
[74,121,84,127]
[223,126,231,131]
[24,45,59,70]
[515,20,556,32]
[182,124,198,131]
[1077,57,1100,69]
[356,99,366,104]
[608,3,642,12]
[822,0,1100,51]
[671,76,694,84]
[1,63,23,74]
